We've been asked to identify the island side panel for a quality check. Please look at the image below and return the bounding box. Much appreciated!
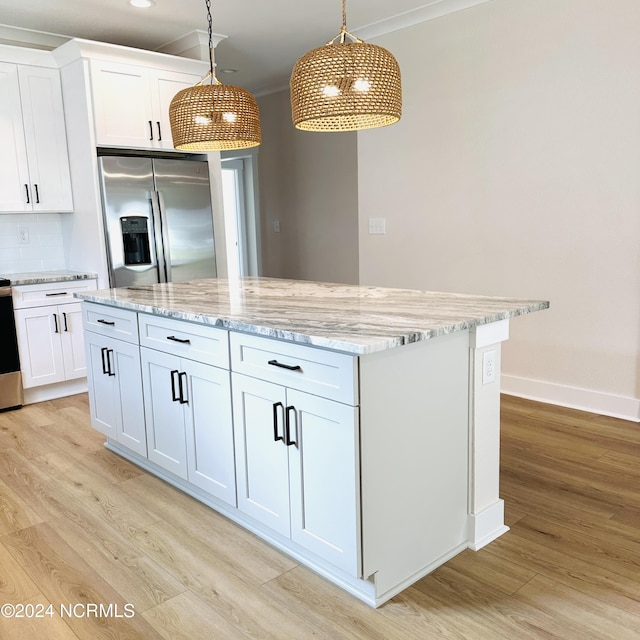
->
[467,320,510,550]
[359,330,470,602]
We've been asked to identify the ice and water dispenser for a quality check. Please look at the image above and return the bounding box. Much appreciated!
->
[120,216,151,266]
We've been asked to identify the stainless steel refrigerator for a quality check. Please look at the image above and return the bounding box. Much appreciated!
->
[98,155,217,288]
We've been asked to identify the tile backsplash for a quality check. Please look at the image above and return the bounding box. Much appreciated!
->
[0,213,66,274]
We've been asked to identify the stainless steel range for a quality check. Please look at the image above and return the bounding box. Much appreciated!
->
[0,278,23,411]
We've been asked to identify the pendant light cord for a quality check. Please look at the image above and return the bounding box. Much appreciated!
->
[206,0,216,84]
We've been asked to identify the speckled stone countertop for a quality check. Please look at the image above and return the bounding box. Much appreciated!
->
[5,270,98,286]
[76,277,549,355]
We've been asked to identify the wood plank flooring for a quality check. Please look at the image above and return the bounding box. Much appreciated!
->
[0,393,638,638]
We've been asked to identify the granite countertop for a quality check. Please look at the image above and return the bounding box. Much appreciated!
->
[75,277,549,355]
[5,270,98,286]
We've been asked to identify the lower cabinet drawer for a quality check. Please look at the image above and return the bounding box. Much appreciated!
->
[230,332,357,405]
[82,302,139,344]
[138,313,229,369]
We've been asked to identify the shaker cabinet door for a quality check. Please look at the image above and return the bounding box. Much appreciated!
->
[232,373,291,537]
[184,359,236,505]
[141,347,188,479]
[287,389,360,576]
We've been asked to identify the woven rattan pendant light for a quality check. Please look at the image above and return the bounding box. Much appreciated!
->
[169,0,261,150]
[290,0,402,132]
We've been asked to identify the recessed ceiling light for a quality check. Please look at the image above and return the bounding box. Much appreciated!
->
[219,68,238,74]
[129,0,155,8]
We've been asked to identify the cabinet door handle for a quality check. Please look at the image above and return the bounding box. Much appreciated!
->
[170,369,180,402]
[96,318,115,326]
[45,292,68,297]
[34,184,40,204]
[285,405,298,447]
[167,335,191,345]
[148,120,154,140]
[156,121,162,141]
[53,313,59,333]
[101,347,109,375]
[107,349,115,376]
[24,184,30,204]
[178,371,188,404]
[268,359,302,372]
[272,402,284,442]
[62,312,68,332]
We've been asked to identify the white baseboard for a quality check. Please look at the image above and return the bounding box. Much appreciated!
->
[23,378,88,405]
[468,500,509,551]
[501,374,640,423]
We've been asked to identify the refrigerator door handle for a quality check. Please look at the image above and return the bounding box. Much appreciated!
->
[149,191,168,283]
[155,190,172,283]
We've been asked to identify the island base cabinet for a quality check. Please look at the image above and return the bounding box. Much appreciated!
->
[232,373,360,577]
[85,333,146,457]
[141,347,236,506]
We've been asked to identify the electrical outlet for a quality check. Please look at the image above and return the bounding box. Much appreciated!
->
[273,220,280,233]
[482,350,497,385]
[368,217,386,235]
[17,226,29,244]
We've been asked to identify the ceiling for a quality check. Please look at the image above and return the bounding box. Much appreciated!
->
[0,0,487,95]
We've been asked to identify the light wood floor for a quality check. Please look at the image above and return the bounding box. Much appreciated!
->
[0,393,638,639]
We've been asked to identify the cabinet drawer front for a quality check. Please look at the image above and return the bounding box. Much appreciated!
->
[138,313,229,369]
[82,302,138,343]
[230,333,357,405]
[12,279,97,309]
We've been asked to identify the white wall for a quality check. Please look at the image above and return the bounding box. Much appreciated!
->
[358,0,640,420]
[258,90,359,284]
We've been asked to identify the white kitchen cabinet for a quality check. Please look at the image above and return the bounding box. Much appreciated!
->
[138,314,236,506]
[15,302,86,388]
[84,332,147,456]
[232,360,360,576]
[0,62,73,213]
[90,59,200,150]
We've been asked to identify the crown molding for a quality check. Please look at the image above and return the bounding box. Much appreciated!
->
[0,24,70,50]
[157,29,226,58]
[353,0,494,41]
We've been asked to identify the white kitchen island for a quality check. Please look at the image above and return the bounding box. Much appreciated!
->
[76,277,548,607]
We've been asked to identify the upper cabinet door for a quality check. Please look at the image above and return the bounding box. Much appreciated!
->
[91,60,200,151]
[0,62,31,212]
[91,59,156,148]
[18,65,73,212]
[152,70,201,150]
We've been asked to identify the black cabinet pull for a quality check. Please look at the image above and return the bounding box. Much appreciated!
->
[34,184,39,204]
[167,335,191,345]
[53,313,59,334]
[45,292,68,297]
[285,405,298,447]
[101,347,109,375]
[24,184,30,204]
[156,121,162,141]
[62,312,68,332]
[97,319,115,326]
[148,120,154,140]
[170,369,180,402]
[178,371,188,404]
[272,402,284,442]
[107,349,115,376]
[268,359,302,372]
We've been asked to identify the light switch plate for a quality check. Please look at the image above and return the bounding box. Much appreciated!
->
[368,218,386,234]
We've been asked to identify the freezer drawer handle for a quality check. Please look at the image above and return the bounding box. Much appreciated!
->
[167,335,191,345]
[45,292,68,297]
[97,319,115,326]
[268,359,302,372]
